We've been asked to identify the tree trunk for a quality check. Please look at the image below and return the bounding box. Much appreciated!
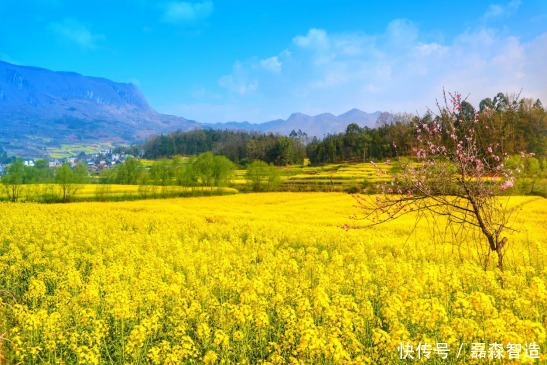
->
[495,237,508,271]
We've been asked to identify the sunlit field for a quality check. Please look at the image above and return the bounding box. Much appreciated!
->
[0,193,546,364]
[0,184,238,202]
[46,143,117,160]
[231,162,392,191]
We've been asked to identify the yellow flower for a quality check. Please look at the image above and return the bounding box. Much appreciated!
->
[203,350,218,365]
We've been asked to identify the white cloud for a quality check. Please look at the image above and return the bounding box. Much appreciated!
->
[154,1,540,123]
[293,28,330,49]
[483,0,521,20]
[385,19,419,48]
[218,61,258,95]
[50,19,105,49]
[212,17,546,121]
[260,56,282,73]
[414,42,448,57]
[162,1,214,24]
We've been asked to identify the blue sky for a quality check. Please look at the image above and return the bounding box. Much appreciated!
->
[1,0,546,123]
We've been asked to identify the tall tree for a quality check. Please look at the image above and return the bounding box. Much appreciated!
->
[55,162,87,202]
[212,155,235,187]
[246,160,280,192]
[2,160,25,202]
[355,92,530,271]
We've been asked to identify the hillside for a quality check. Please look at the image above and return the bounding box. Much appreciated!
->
[0,60,199,157]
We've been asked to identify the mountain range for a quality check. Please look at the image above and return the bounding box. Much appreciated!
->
[0,60,380,157]
[205,108,381,137]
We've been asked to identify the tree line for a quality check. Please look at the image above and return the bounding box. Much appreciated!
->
[135,129,307,166]
[308,94,545,164]
[129,93,545,166]
[1,160,88,202]
[1,152,284,202]
[102,153,281,192]
[102,152,235,188]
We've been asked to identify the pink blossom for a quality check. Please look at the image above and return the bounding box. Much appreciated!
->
[487,147,493,153]
[500,177,514,191]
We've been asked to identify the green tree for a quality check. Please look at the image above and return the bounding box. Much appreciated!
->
[149,159,173,186]
[194,152,215,187]
[179,156,200,189]
[274,136,295,166]
[246,160,280,192]
[212,155,235,187]
[26,159,54,183]
[171,156,186,185]
[55,162,87,202]
[116,157,143,185]
[2,160,25,202]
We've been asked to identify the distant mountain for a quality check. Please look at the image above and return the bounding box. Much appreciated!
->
[0,60,199,157]
[338,108,379,125]
[0,60,383,157]
[206,109,381,137]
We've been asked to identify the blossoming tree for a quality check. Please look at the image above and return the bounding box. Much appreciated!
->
[356,91,529,271]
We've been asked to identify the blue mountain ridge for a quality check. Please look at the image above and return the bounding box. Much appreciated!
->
[0,60,381,156]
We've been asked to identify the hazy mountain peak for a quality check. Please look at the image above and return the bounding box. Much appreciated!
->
[207,109,381,137]
[0,60,151,112]
[288,112,310,119]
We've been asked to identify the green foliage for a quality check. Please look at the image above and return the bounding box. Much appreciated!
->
[306,121,412,164]
[1,160,26,202]
[107,152,235,190]
[212,155,235,187]
[194,151,215,187]
[141,129,306,166]
[506,155,522,170]
[25,159,54,183]
[190,152,235,187]
[148,159,173,186]
[525,157,541,176]
[245,160,281,192]
[55,162,88,202]
[308,93,545,165]
[177,156,200,188]
[110,157,144,185]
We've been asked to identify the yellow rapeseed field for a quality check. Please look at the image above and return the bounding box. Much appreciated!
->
[0,193,546,364]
